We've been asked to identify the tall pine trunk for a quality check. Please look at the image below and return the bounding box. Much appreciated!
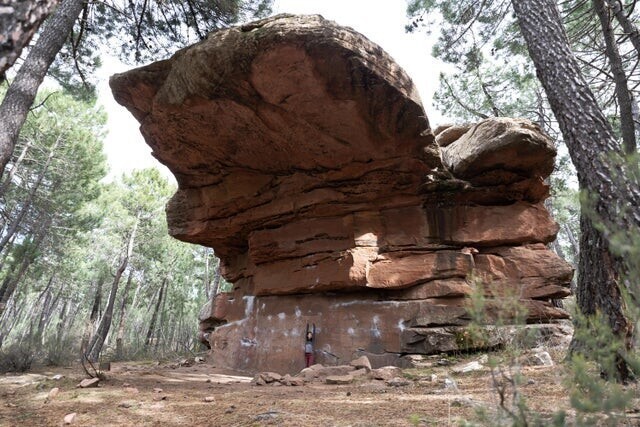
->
[145,278,166,349]
[86,218,138,361]
[0,0,84,176]
[512,0,640,381]
[115,273,134,360]
[593,0,636,154]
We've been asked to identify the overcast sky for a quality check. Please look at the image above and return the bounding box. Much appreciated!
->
[97,0,443,179]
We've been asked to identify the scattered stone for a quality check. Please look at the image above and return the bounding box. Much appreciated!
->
[254,411,280,422]
[527,379,536,386]
[47,387,60,401]
[77,378,100,388]
[63,413,76,424]
[179,358,195,367]
[349,356,372,372]
[203,396,215,402]
[350,368,368,378]
[288,377,305,386]
[385,377,410,387]
[153,388,163,393]
[195,356,205,363]
[118,401,135,408]
[317,365,354,377]
[51,374,64,381]
[122,383,131,387]
[152,395,168,401]
[478,354,489,364]
[530,350,554,367]
[443,378,458,391]
[451,397,475,407]
[225,405,235,414]
[325,375,354,385]
[254,376,266,386]
[430,374,438,382]
[260,372,282,383]
[437,359,451,366]
[346,391,351,396]
[452,360,484,374]
[370,366,403,381]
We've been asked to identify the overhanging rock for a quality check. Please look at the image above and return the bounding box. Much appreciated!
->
[110,14,573,374]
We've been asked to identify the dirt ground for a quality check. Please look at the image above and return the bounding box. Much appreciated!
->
[0,350,637,426]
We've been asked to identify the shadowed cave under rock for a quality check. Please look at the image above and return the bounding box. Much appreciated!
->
[110,14,573,374]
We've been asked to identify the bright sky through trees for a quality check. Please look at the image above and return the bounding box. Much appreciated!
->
[97,0,442,178]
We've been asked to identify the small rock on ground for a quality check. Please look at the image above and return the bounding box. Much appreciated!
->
[63,413,76,424]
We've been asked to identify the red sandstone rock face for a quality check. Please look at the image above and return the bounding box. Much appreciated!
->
[110,14,573,374]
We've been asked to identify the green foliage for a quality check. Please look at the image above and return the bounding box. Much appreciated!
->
[0,87,218,367]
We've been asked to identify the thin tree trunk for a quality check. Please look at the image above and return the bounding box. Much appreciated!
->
[115,272,134,360]
[0,140,32,197]
[204,248,210,298]
[155,281,169,352]
[605,0,640,57]
[145,278,166,348]
[82,279,106,355]
[512,0,640,382]
[86,218,138,361]
[0,136,60,254]
[0,217,49,318]
[211,259,222,296]
[0,0,84,176]
[593,0,636,153]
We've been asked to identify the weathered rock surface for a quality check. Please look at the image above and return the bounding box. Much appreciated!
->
[111,14,573,374]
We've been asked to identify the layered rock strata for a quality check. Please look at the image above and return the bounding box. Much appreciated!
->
[111,14,573,374]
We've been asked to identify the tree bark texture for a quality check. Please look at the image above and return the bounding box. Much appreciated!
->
[0,0,84,177]
[512,0,640,381]
[0,0,60,76]
[593,0,636,153]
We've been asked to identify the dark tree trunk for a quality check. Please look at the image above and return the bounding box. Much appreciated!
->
[86,219,138,361]
[593,0,636,153]
[0,0,84,177]
[0,0,60,76]
[145,278,166,348]
[115,272,134,360]
[512,0,640,382]
[81,277,103,355]
[604,0,640,57]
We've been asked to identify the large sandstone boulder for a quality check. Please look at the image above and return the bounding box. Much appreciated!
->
[110,14,573,374]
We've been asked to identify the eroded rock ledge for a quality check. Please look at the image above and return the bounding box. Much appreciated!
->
[110,14,573,374]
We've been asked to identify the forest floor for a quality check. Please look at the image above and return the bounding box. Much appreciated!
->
[0,347,639,426]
